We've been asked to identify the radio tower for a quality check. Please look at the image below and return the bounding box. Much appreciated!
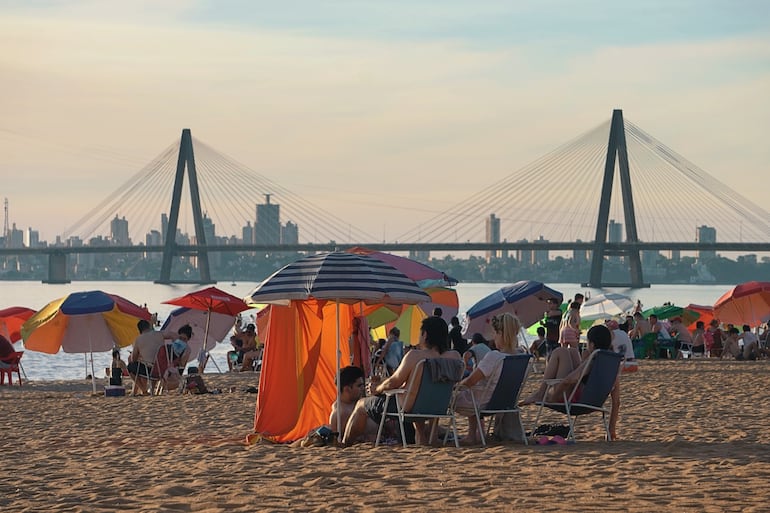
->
[3,198,8,248]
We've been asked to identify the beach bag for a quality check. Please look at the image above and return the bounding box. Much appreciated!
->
[185,374,208,394]
[493,412,526,443]
[163,367,181,389]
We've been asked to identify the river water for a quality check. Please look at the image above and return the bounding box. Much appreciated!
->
[3,280,733,381]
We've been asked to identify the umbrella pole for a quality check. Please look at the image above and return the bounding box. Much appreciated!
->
[336,300,342,442]
[88,329,96,394]
[202,309,222,374]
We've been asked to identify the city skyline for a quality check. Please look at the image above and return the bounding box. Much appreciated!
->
[1,2,768,242]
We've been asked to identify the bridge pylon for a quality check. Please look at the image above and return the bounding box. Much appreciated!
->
[583,109,648,289]
[155,129,214,285]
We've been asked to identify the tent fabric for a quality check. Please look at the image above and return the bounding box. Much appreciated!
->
[253,300,357,443]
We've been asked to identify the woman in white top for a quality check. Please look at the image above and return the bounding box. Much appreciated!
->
[454,312,523,446]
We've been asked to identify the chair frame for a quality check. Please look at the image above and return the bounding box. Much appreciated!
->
[461,353,532,447]
[374,358,464,448]
[0,351,24,386]
[532,349,622,442]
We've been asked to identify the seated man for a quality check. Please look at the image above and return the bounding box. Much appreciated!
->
[721,327,741,359]
[738,325,759,360]
[529,327,548,359]
[328,366,366,436]
[239,324,262,371]
[128,320,178,395]
[0,334,16,364]
[523,325,621,440]
[342,316,461,446]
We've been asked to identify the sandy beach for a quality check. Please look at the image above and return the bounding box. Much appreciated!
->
[2,360,769,512]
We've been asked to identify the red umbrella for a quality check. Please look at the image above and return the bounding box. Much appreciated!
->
[163,286,251,316]
[0,306,36,343]
[713,281,770,327]
[163,287,252,366]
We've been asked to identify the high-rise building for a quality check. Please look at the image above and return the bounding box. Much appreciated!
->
[242,221,254,245]
[516,239,531,265]
[146,230,162,246]
[533,235,549,266]
[110,215,130,245]
[281,220,299,245]
[161,213,169,243]
[255,194,280,245]
[202,214,215,244]
[485,214,500,262]
[24,227,40,248]
[8,223,23,248]
[573,239,588,263]
[608,219,623,264]
[696,225,717,262]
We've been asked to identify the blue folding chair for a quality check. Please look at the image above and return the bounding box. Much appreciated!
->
[375,358,464,448]
[532,350,622,441]
[462,353,532,447]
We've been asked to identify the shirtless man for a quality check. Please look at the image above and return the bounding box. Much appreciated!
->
[342,316,461,446]
[237,323,261,371]
[328,366,365,435]
[128,319,177,395]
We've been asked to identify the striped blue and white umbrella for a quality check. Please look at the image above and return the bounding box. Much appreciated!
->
[246,251,430,438]
[246,251,431,305]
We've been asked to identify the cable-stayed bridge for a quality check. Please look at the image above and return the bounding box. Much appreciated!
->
[4,109,770,285]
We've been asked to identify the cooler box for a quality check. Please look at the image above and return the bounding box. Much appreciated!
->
[104,385,126,397]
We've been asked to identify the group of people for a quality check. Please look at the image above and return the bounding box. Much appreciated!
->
[125,319,193,395]
[329,297,622,446]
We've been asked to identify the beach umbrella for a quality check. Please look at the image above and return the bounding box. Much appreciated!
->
[685,304,715,328]
[160,306,236,355]
[246,251,430,435]
[21,290,151,393]
[580,293,634,322]
[163,286,250,372]
[394,287,459,345]
[464,280,563,340]
[0,306,36,343]
[713,281,770,327]
[345,246,458,288]
[643,304,700,325]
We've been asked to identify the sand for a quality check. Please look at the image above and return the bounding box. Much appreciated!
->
[2,360,769,513]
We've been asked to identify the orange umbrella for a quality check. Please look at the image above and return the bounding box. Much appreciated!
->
[713,281,770,327]
[0,306,36,343]
[686,304,714,328]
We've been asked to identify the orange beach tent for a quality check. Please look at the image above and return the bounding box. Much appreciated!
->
[252,300,359,443]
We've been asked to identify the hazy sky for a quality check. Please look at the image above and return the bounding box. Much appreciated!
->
[1,1,768,242]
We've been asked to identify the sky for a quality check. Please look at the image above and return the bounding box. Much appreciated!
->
[1,0,769,243]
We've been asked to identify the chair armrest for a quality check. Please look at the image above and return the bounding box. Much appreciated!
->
[543,378,563,386]
[381,388,406,397]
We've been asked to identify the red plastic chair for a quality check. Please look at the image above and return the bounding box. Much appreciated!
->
[0,351,24,386]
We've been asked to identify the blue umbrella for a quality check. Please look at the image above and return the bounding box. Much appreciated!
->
[464,281,563,340]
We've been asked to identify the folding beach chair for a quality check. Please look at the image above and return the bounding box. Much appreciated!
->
[150,343,190,395]
[0,351,24,386]
[374,358,464,448]
[462,353,532,447]
[531,349,622,442]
